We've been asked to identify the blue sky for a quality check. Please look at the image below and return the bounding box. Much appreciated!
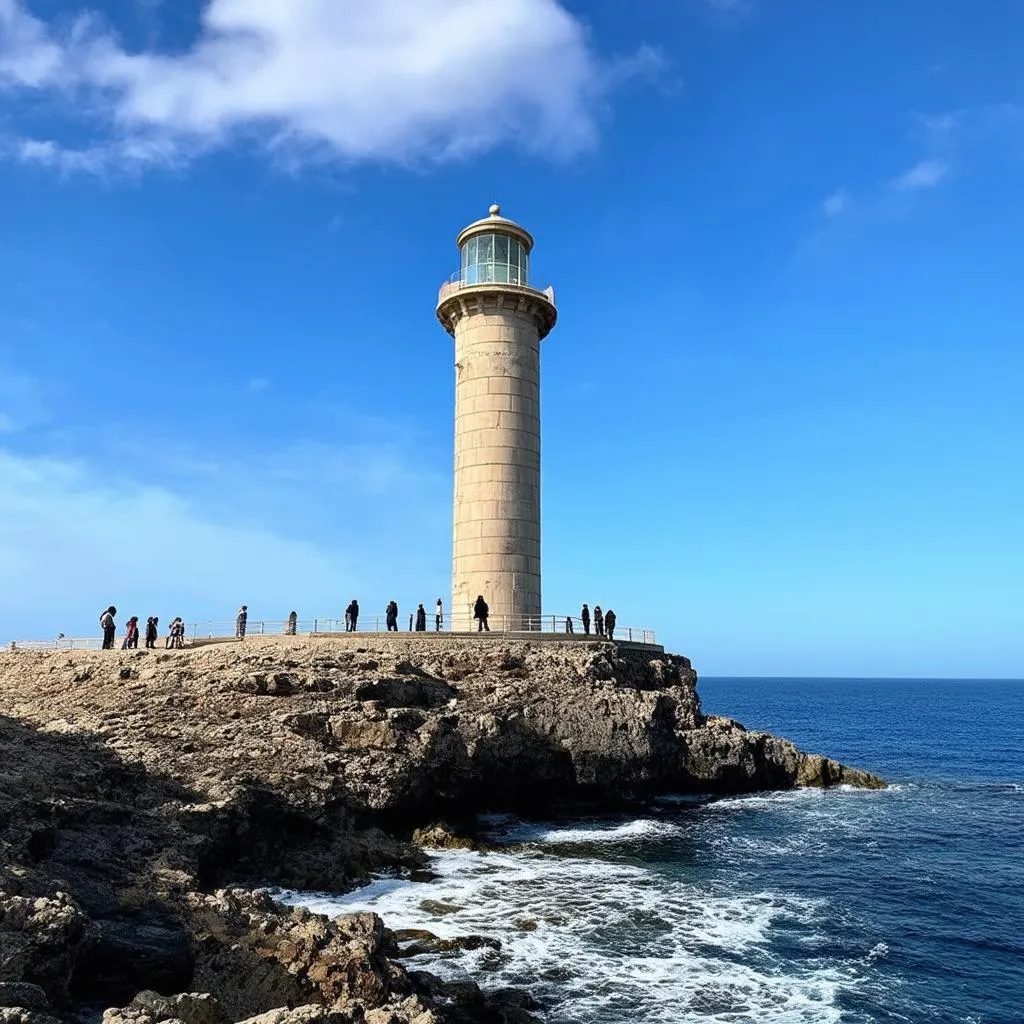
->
[1,0,1022,676]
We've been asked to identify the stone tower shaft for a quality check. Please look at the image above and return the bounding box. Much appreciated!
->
[437,206,556,632]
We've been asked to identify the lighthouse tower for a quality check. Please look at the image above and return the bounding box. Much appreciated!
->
[437,206,557,632]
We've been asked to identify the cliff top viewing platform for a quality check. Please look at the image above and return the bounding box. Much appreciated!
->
[9,613,661,653]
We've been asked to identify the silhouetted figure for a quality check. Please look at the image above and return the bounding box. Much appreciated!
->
[346,600,359,632]
[123,616,139,649]
[474,595,490,632]
[604,608,617,640]
[145,617,158,648]
[581,604,590,635]
[100,606,117,649]
[171,617,185,648]
[415,604,427,631]
[287,611,298,635]
[435,598,444,632]
[409,613,414,631]
[236,605,248,638]
[386,601,399,631]
[594,606,604,637]
[565,617,574,634]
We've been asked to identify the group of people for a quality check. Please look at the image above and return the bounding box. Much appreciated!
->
[99,597,620,647]
[99,607,186,649]
[571,604,617,639]
[386,599,445,632]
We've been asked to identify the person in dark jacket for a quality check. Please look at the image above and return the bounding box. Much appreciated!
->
[236,605,248,638]
[593,606,604,637]
[100,606,117,649]
[565,617,574,634]
[604,608,617,640]
[473,595,490,632]
[581,604,590,635]
[145,617,158,648]
[415,604,427,631]
[385,601,399,631]
[286,611,298,635]
[346,600,359,632]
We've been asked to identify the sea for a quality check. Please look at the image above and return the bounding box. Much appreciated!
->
[284,678,1024,1024]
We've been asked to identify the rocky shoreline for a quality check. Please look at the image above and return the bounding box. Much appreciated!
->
[0,636,884,1023]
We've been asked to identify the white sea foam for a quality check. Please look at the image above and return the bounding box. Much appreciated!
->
[283,829,868,1023]
[488,817,683,845]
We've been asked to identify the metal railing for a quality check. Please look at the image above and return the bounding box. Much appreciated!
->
[438,270,554,306]
[9,614,656,650]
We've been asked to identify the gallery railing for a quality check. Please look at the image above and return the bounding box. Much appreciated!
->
[9,614,657,650]
[437,271,555,305]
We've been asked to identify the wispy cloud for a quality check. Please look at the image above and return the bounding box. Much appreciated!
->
[0,437,450,641]
[822,189,849,217]
[893,158,949,191]
[0,0,647,175]
[247,377,270,395]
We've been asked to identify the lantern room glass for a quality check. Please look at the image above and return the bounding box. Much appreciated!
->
[460,233,530,286]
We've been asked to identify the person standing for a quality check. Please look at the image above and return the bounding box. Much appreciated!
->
[385,601,399,631]
[123,616,140,650]
[236,606,248,638]
[145,616,158,648]
[604,608,617,640]
[594,606,604,637]
[581,604,590,635]
[286,611,298,635]
[415,603,427,631]
[172,617,185,648]
[435,598,444,632]
[473,595,490,632]
[346,600,359,632]
[100,606,117,649]
[565,617,574,634]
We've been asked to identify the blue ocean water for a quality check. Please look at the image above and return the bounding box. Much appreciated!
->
[287,678,1024,1024]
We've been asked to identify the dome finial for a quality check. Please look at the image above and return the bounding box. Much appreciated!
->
[489,203,501,217]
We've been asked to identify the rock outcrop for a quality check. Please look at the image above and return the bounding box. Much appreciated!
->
[0,636,883,1021]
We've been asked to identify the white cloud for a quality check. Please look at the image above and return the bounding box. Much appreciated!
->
[247,376,270,394]
[0,0,634,172]
[893,158,949,191]
[822,189,848,217]
[0,443,450,642]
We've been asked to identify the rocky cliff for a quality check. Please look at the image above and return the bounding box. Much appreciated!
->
[0,636,883,1023]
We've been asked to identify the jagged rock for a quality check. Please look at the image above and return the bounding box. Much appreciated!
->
[234,1009,355,1024]
[185,889,411,1021]
[410,823,476,850]
[0,985,48,1011]
[0,893,88,1002]
[0,1010,62,1024]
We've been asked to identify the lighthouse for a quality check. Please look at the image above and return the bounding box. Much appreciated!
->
[437,205,557,632]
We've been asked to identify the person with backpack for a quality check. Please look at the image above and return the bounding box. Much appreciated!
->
[100,606,117,649]
[473,595,490,632]
[346,600,359,632]
[604,608,617,640]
